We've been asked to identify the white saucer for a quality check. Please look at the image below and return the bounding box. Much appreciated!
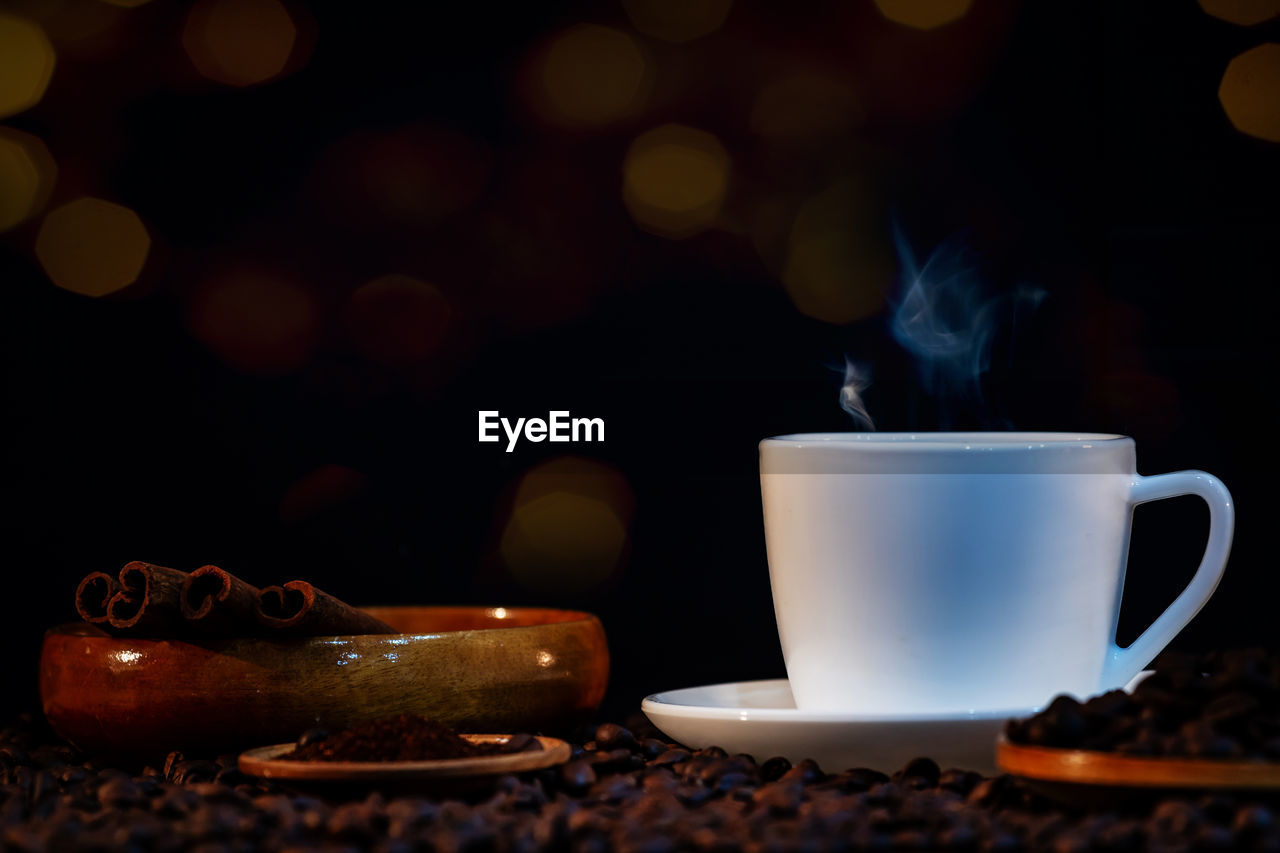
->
[641,674,1153,776]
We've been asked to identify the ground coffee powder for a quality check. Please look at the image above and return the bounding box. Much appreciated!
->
[282,714,538,762]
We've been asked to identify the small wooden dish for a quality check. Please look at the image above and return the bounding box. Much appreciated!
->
[239,735,571,784]
[997,736,1280,791]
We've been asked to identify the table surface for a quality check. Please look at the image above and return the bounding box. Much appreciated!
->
[1,713,1275,851]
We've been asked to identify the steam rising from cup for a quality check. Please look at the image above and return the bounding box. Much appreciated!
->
[839,227,1045,429]
[838,357,874,431]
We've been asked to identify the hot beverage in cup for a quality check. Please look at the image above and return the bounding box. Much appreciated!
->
[759,433,1233,715]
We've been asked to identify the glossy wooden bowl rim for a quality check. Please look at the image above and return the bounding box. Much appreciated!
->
[996,735,1280,789]
[238,735,571,780]
[45,605,602,641]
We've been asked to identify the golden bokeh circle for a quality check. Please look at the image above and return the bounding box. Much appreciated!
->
[499,456,634,595]
[1219,43,1280,142]
[182,0,298,87]
[0,128,57,232]
[35,198,151,297]
[622,0,733,43]
[623,124,730,238]
[535,25,649,126]
[873,0,972,30]
[0,14,56,119]
[187,270,320,375]
[1198,0,1280,26]
[782,181,890,324]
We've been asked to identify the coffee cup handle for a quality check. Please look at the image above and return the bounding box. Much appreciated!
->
[1104,470,1235,688]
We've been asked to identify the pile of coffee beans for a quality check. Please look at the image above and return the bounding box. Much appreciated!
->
[1006,648,1280,759]
[5,713,1280,851]
[283,715,540,762]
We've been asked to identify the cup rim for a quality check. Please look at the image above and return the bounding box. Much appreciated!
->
[761,432,1129,449]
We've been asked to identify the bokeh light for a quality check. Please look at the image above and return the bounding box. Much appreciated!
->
[312,126,489,228]
[347,275,451,367]
[181,0,298,88]
[782,180,891,324]
[751,71,862,145]
[622,0,732,43]
[1198,0,1280,26]
[280,464,368,523]
[532,25,649,127]
[873,0,972,30]
[499,457,634,594]
[623,124,730,239]
[0,128,57,232]
[1219,43,1280,142]
[186,270,319,375]
[35,198,150,297]
[0,14,55,119]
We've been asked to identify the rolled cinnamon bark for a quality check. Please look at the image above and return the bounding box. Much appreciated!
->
[255,580,395,635]
[74,572,119,627]
[181,565,261,634]
[106,561,190,635]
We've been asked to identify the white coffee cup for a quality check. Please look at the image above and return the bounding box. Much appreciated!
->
[759,432,1234,714]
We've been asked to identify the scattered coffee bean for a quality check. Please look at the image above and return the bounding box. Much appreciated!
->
[559,759,597,794]
[593,724,636,752]
[758,755,792,783]
[638,738,669,761]
[4,650,1280,851]
[648,748,689,768]
[1008,649,1280,759]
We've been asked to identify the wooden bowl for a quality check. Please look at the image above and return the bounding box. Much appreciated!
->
[40,606,608,757]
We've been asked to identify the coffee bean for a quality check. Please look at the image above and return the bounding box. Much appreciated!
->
[6,705,1280,852]
[587,775,637,805]
[560,760,597,794]
[895,757,940,789]
[779,758,823,786]
[1195,824,1236,849]
[965,776,1009,808]
[716,771,752,796]
[752,782,802,817]
[675,784,714,808]
[758,756,791,783]
[1150,800,1202,837]
[937,769,982,796]
[170,760,220,785]
[594,724,637,752]
[97,777,146,809]
[1234,805,1275,838]
[639,739,669,761]
[648,749,690,768]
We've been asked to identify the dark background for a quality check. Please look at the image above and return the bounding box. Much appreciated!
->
[1,0,1276,720]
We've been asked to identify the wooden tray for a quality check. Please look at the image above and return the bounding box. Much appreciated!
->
[997,736,1280,790]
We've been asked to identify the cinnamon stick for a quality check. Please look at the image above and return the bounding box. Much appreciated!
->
[255,580,394,635]
[106,561,190,635]
[74,571,119,628]
[181,565,261,634]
